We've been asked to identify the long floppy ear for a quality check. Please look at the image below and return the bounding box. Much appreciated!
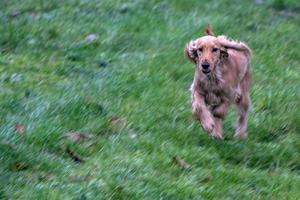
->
[220,47,228,60]
[217,35,252,60]
[184,40,197,64]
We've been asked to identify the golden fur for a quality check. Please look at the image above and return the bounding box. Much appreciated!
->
[185,25,252,139]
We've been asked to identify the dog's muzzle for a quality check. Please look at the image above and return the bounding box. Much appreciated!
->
[201,62,211,74]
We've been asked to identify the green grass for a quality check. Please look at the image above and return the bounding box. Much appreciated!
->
[0,0,300,199]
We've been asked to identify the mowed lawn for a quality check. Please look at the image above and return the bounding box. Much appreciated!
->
[0,0,300,199]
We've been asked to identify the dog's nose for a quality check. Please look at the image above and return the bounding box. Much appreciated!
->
[201,63,210,70]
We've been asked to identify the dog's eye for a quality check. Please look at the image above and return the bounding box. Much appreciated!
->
[212,48,218,52]
[198,48,203,52]
[192,50,197,57]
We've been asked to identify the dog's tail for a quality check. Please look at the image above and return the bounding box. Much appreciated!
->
[205,24,215,36]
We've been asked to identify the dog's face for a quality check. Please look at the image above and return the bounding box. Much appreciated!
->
[185,36,228,74]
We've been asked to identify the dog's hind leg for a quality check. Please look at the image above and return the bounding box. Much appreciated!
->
[235,70,251,139]
[234,94,250,139]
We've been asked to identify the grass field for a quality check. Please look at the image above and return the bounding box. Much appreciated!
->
[0,0,300,199]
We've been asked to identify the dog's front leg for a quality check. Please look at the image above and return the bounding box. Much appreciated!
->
[233,85,242,103]
[211,101,230,139]
[191,88,216,135]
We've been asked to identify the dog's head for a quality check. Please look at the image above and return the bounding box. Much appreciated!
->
[185,25,228,75]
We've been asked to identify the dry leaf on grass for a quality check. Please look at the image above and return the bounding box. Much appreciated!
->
[62,131,93,142]
[172,156,192,170]
[15,124,26,135]
[38,173,56,182]
[199,176,212,183]
[110,116,127,129]
[10,10,22,17]
[69,175,92,182]
[66,148,85,163]
[10,161,29,171]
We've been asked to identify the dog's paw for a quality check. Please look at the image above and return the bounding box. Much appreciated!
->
[234,92,242,103]
[201,118,215,133]
[234,132,248,139]
[211,130,223,139]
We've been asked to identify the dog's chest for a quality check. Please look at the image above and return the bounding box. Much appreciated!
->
[200,78,227,106]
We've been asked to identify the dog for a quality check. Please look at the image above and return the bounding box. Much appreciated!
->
[185,25,252,139]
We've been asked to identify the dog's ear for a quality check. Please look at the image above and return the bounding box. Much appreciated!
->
[220,47,228,60]
[184,40,197,64]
